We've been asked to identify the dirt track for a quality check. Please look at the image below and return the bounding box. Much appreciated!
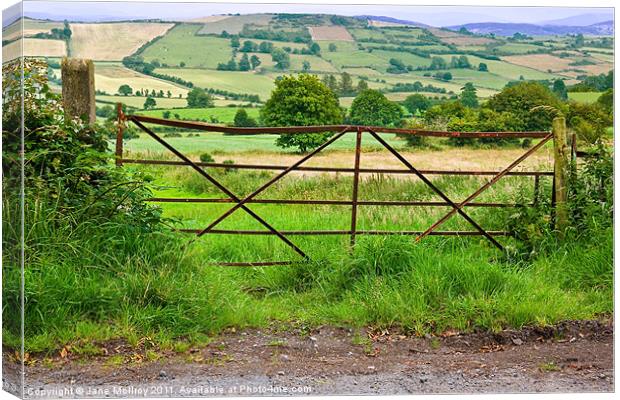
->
[3,320,613,397]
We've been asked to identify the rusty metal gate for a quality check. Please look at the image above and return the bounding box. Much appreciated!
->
[115,104,561,266]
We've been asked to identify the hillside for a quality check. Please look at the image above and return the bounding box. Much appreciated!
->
[447,20,614,36]
[2,13,614,112]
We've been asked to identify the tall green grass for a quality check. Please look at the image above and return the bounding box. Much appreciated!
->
[4,164,613,354]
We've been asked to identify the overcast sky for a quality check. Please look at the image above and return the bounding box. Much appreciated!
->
[3,1,614,27]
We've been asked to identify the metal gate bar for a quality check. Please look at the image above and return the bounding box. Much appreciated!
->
[145,198,528,207]
[120,159,552,177]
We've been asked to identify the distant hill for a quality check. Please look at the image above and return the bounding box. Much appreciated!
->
[541,13,613,27]
[355,15,430,28]
[447,20,613,36]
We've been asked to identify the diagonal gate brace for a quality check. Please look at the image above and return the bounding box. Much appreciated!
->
[417,133,554,241]
[367,129,504,250]
[130,118,309,260]
[195,127,351,237]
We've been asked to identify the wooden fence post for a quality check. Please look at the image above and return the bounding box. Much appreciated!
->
[552,116,569,237]
[61,58,96,124]
[116,103,125,167]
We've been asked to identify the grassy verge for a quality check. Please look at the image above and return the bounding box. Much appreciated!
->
[6,159,612,355]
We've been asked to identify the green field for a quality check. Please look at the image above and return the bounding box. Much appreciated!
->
[493,42,544,55]
[141,24,233,68]
[319,41,392,70]
[197,14,273,35]
[347,27,389,41]
[123,130,406,154]
[98,95,188,109]
[432,54,563,82]
[43,17,612,111]
[568,92,603,103]
[155,68,276,100]
[137,106,260,123]
[371,50,432,71]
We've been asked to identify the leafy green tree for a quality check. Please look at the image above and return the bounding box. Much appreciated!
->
[302,60,311,71]
[403,94,431,115]
[322,74,338,93]
[340,72,354,96]
[597,88,613,115]
[250,55,261,69]
[258,41,273,53]
[434,71,452,81]
[574,33,584,47]
[349,89,403,126]
[423,100,468,129]
[143,96,156,110]
[272,48,290,70]
[487,81,563,131]
[238,53,251,71]
[166,90,172,98]
[397,120,428,147]
[449,56,469,68]
[233,108,258,127]
[162,110,171,118]
[328,43,337,52]
[356,79,369,92]
[179,61,186,68]
[186,87,214,108]
[552,79,568,100]
[567,101,612,144]
[260,74,343,152]
[118,84,133,96]
[241,40,257,52]
[231,36,240,48]
[460,83,479,108]
[446,108,523,146]
[429,56,447,70]
[478,63,488,72]
[309,42,321,55]
[386,58,408,74]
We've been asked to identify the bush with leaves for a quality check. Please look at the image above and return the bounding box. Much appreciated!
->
[396,120,428,147]
[349,89,403,126]
[566,101,612,144]
[567,143,613,232]
[446,108,524,147]
[597,88,613,115]
[2,58,163,246]
[199,153,215,163]
[506,143,612,256]
[261,74,343,153]
[233,108,257,127]
[486,81,564,131]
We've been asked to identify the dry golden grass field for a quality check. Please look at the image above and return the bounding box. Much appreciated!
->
[2,38,66,61]
[441,36,496,46]
[425,28,497,46]
[368,20,409,27]
[69,22,174,60]
[2,19,64,41]
[186,15,231,24]
[94,63,188,97]
[504,54,613,76]
[308,26,354,41]
[222,147,554,176]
